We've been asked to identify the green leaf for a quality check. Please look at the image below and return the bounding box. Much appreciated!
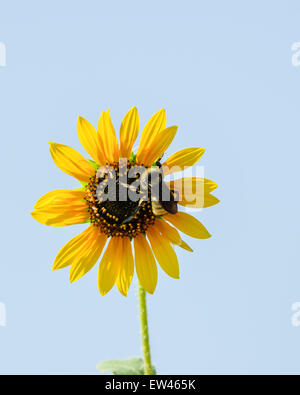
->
[97,358,144,375]
[87,159,100,171]
[129,152,137,163]
[97,357,156,375]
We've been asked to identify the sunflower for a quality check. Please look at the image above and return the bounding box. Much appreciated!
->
[31,108,219,296]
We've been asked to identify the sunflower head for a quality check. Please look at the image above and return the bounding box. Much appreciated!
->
[31,107,219,296]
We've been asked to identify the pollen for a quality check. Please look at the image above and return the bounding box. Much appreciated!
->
[84,160,155,237]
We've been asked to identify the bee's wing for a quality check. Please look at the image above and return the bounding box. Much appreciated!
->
[151,201,168,217]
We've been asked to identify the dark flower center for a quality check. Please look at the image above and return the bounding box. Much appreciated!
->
[84,161,155,238]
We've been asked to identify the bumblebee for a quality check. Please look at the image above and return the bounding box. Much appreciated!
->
[121,162,178,224]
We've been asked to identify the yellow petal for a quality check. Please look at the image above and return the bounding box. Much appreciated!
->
[31,210,89,227]
[167,177,219,208]
[97,237,121,296]
[142,126,178,166]
[31,189,89,227]
[116,237,134,296]
[178,240,194,252]
[188,194,220,209]
[34,189,85,209]
[146,225,179,279]
[154,219,193,253]
[136,109,166,163]
[77,116,106,165]
[53,226,106,274]
[134,234,158,294]
[154,218,181,244]
[119,107,140,158]
[97,110,119,163]
[49,142,95,182]
[162,147,205,175]
[164,212,211,239]
[69,229,107,283]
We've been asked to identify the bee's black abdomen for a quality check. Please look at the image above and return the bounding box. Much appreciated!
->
[161,200,178,214]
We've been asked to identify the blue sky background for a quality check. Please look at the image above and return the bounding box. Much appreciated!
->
[0,0,300,374]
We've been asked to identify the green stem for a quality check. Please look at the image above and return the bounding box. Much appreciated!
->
[138,281,153,375]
